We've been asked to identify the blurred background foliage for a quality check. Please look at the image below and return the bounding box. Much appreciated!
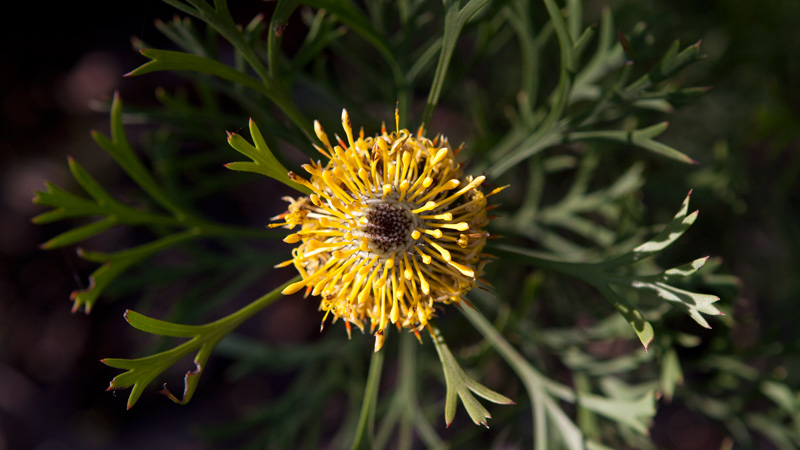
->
[0,0,798,449]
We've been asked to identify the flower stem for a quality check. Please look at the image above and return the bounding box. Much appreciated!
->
[350,348,384,450]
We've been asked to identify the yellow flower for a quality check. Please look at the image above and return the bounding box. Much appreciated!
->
[272,108,504,351]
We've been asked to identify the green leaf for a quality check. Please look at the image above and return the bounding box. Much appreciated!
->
[626,281,722,329]
[572,24,597,59]
[124,309,208,337]
[33,182,113,224]
[647,39,705,85]
[459,304,588,450]
[33,156,179,234]
[225,119,311,194]
[491,191,721,344]
[488,0,577,178]
[543,0,576,72]
[578,391,656,435]
[128,48,268,94]
[625,39,705,93]
[597,284,654,350]
[420,0,490,128]
[266,0,302,80]
[760,381,799,413]
[71,231,198,313]
[660,348,683,402]
[567,122,696,164]
[102,275,297,409]
[745,413,798,450]
[39,217,118,250]
[603,190,698,267]
[304,0,393,59]
[67,157,118,206]
[659,257,710,281]
[571,8,625,102]
[429,325,513,427]
[91,93,187,218]
[154,16,211,57]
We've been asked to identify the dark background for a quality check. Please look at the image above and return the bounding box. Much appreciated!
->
[1,1,799,449]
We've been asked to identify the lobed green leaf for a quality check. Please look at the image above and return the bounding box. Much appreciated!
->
[625,39,705,94]
[597,284,655,350]
[628,281,722,329]
[71,231,198,313]
[660,348,683,402]
[225,119,311,194]
[578,391,656,435]
[603,191,697,268]
[430,325,513,427]
[128,49,268,94]
[40,217,118,250]
[32,182,111,224]
[124,309,208,337]
[567,122,695,164]
[92,93,187,218]
[102,276,296,409]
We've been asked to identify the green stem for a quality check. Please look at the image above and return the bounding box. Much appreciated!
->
[351,348,385,450]
[194,221,283,240]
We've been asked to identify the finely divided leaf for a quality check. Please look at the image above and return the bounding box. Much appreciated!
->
[568,122,695,164]
[605,191,697,267]
[597,284,654,350]
[578,391,656,435]
[629,281,722,328]
[128,49,268,94]
[430,326,513,427]
[71,231,197,313]
[225,119,311,193]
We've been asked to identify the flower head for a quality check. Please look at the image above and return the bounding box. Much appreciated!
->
[273,108,504,351]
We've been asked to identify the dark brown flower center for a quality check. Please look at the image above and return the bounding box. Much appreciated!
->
[363,201,414,255]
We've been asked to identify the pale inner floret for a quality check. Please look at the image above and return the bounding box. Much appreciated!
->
[360,199,416,256]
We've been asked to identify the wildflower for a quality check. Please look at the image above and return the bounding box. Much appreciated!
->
[272,107,504,351]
